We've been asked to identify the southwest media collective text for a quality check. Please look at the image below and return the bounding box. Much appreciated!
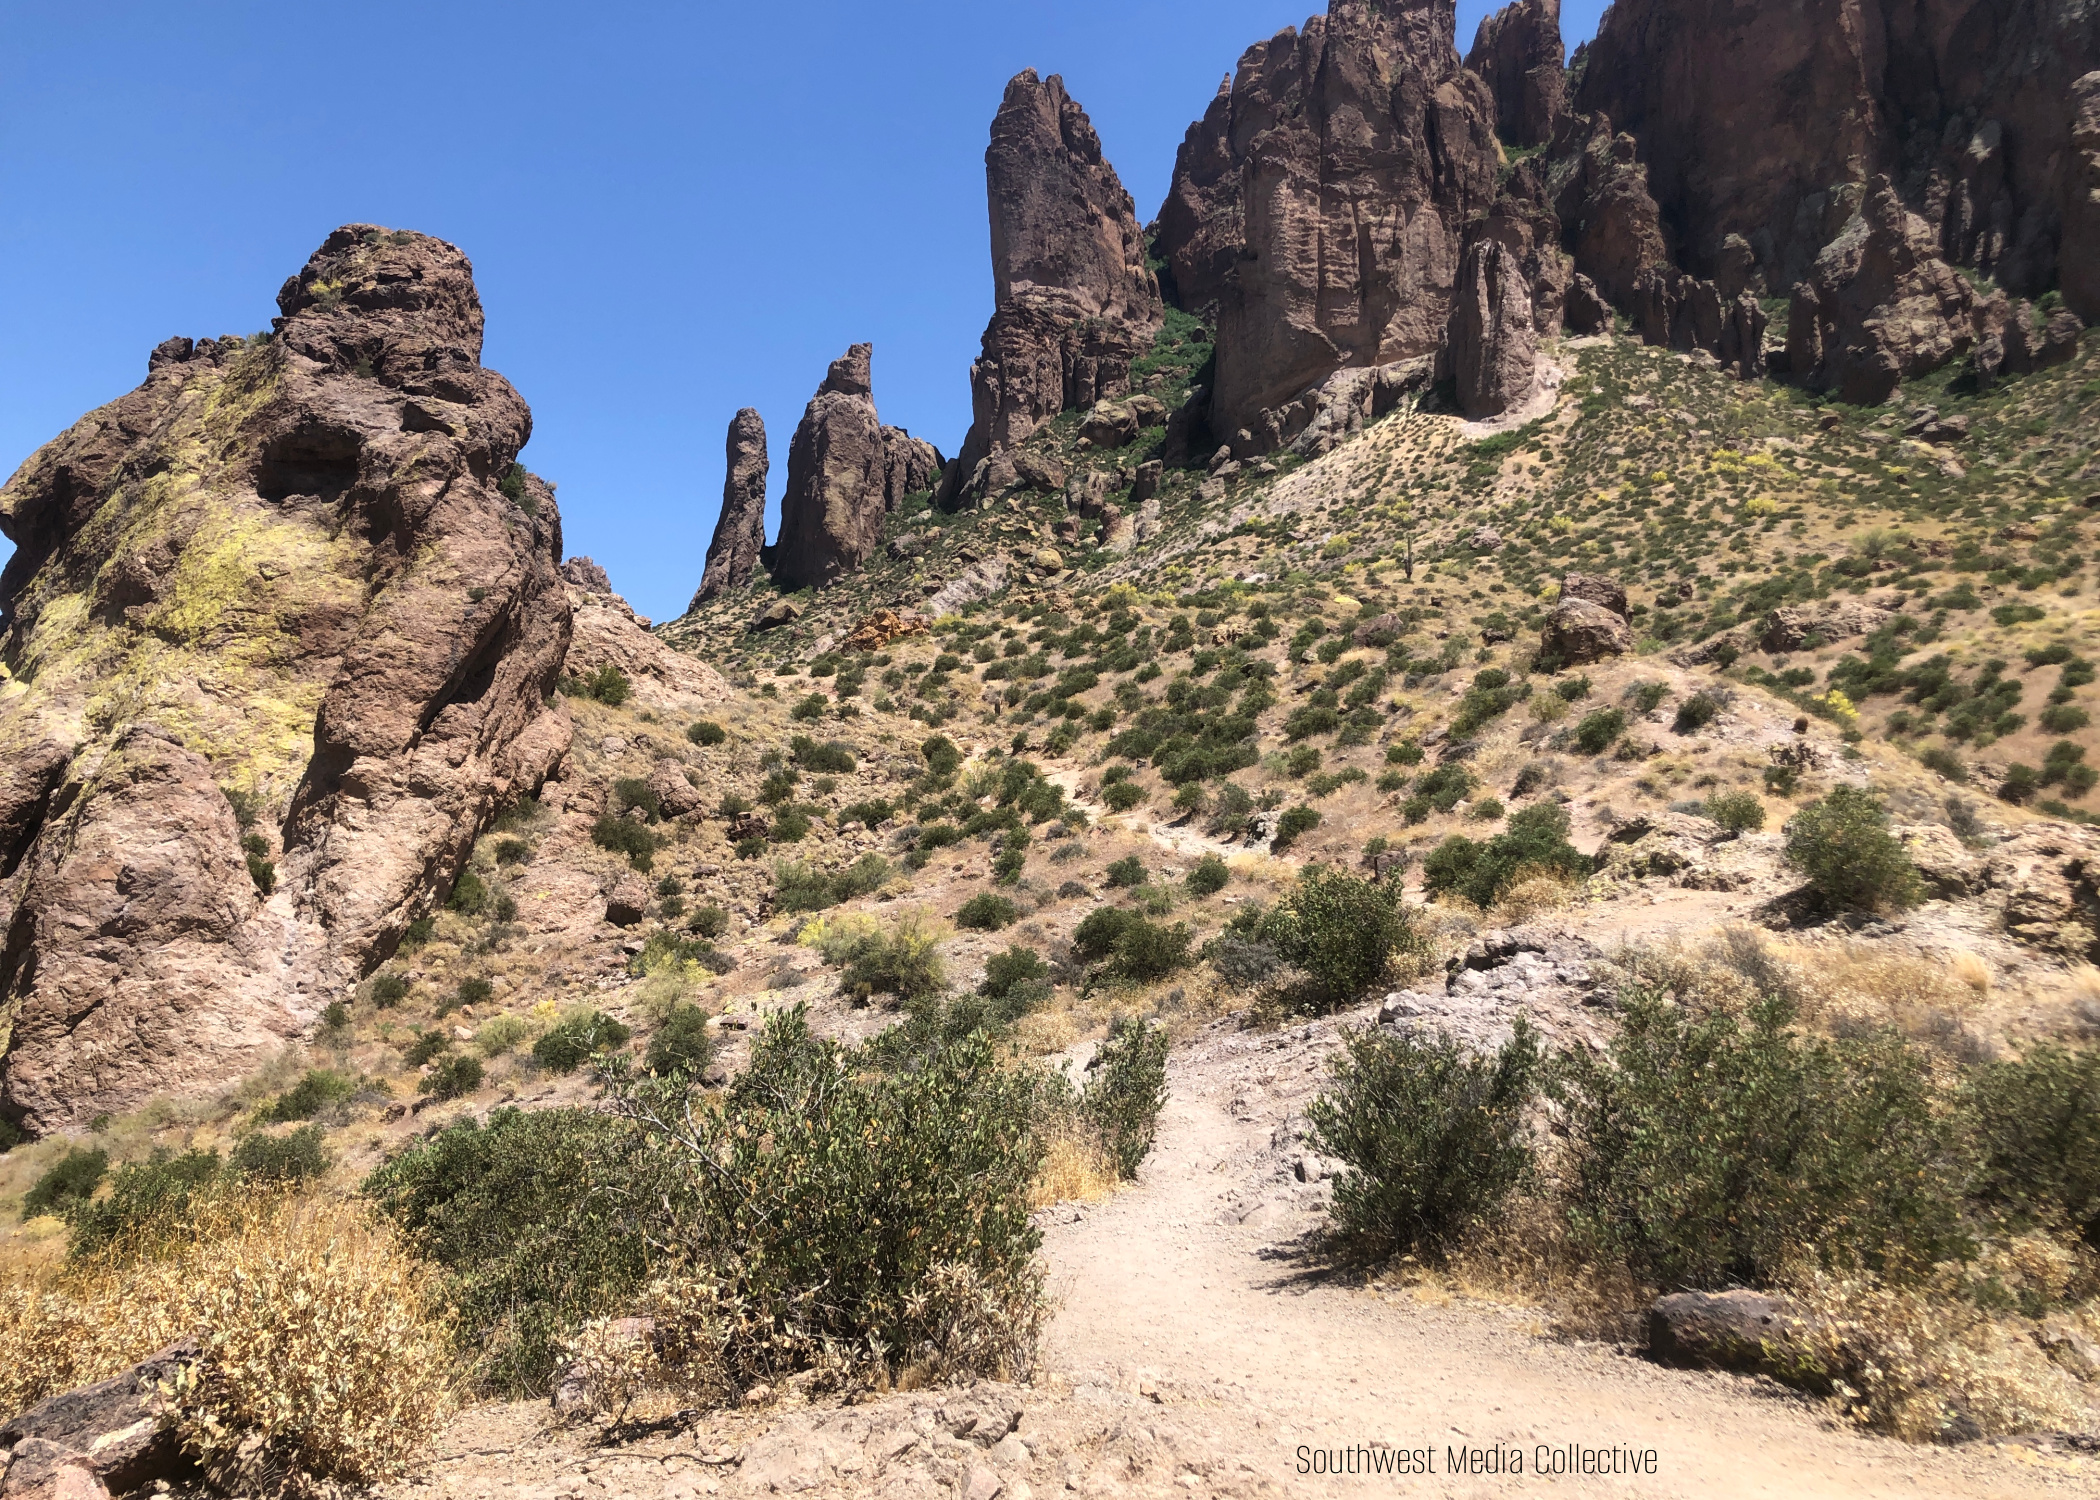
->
[1295,1441,1660,1479]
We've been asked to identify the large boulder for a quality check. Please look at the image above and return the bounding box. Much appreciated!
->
[1758,600,1890,654]
[772,345,937,590]
[1558,571,1628,618]
[0,1339,199,1496]
[1542,598,1633,664]
[0,226,574,1136]
[1465,0,1565,148]
[937,71,1163,508]
[1646,1291,1823,1377]
[692,408,768,605]
[1155,0,1501,445]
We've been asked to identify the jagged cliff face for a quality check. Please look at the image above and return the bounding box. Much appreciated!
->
[1577,0,2100,305]
[694,407,768,605]
[1467,0,1565,148]
[1157,0,1502,445]
[939,71,1163,509]
[774,344,941,592]
[0,225,573,1135]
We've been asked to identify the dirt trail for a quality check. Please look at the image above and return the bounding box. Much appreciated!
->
[1030,1027,2090,1498]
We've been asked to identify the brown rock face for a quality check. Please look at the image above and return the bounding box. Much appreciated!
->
[939,72,1163,508]
[1448,236,1538,418]
[1157,0,1501,446]
[1542,598,1634,664]
[0,225,573,1135]
[2067,73,2100,322]
[1466,0,1566,148]
[773,346,938,591]
[694,408,768,605]
[1576,0,2100,301]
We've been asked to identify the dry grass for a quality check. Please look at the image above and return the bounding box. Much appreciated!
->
[0,1184,454,1493]
[1030,1132,1122,1209]
[1488,869,1584,927]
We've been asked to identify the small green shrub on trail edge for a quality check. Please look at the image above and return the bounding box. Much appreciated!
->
[1575,706,1627,754]
[1783,784,1923,914]
[533,1010,633,1074]
[1703,790,1767,834]
[1311,1020,1541,1262]
[1421,803,1588,910]
[420,1053,486,1099]
[1186,854,1230,896]
[229,1124,328,1183]
[266,1068,357,1123]
[1552,993,1965,1291]
[1260,865,1424,1011]
[365,1108,658,1396]
[1084,1016,1170,1178]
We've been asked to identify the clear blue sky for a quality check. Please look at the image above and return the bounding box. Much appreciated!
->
[1,1,1607,623]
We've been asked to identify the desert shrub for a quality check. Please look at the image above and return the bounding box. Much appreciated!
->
[0,1118,22,1153]
[981,946,1051,1008]
[67,1149,225,1257]
[606,1010,1045,1396]
[1108,918,1193,983]
[229,1125,329,1184]
[1104,855,1148,888]
[1555,674,1592,701]
[790,734,856,773]
[613,777,661,821]
[1628,681,1669,713]
[448,868,491,915]
[921,733,962,777]
[773,853,891,913]
[1072,905,1134,961]
[1083,1016,1170,1178]
[590,815,659,871]
[1783,785,1924,913]
[1270,805,1321,850]
[687,719,727,746]
[1673,691,1723,733]
[789,693,830,721]
[532,1010,634,1074]
[1967,1045,2100,1248]
[1102,780,1145,812]
[266,1069,357,1123]
[403,1029,452,1068]
[368,972,410,1008]
[474,1014,533,1057]
[1203,933,1283,990]
[1259,865,1423,1009]
[1185,854,1230,896]
[813,911,947,1004]
[689,904,730,939]
[956,892,1019,930]
[493,837,531,866]
[1421,804,1588,910]
[1554,993,1965,1290]
[365,1108,657,1394]
[1310,1021,1541,1262]
[23,1146,108,1220]
[644,1002,715,1078]
[1919,741,1971,783]
[1575,706,1628,754]
[419,1053,485,1100]
[1703,789,1767,834]
[579,665,632,706]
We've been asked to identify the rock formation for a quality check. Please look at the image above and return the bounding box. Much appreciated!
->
[0,225,573,1135]
[1466,0,1565,148]
[694,408,768,605]
[1156,0,1502,448]
[2068,73,2100,323]
[1542,572,1632,664]
[772,345,940,591]
[938,71,1163,509]
[1448,236,1538,418]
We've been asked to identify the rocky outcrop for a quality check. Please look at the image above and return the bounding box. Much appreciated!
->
[1156,0,1502,447]
[693,408,768,605]
[1630,267,1767,378]
[1576,0,2100,305]
[938,71,1163,509]
[0,1340,199,1498]
[1646,1291,1822,1376]
[0,226,573,1136]
[1542,571,1632,664]
[1448,236,1538,418]
[2068,73,2100,322]
[772,345,940,591]
[565,583,729,710]
[1541,113,1670,310]
[1466,0,1565,148]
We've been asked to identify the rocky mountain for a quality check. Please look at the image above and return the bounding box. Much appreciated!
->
[1466,0,1564,147]
[938,71,1164,509]
[0,226,572,1135]
[693,408,768,605]
[772,344,942,593]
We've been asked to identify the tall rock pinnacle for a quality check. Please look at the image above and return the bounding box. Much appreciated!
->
[694,408,768,605]
[937,71,1164,508]
[1466,0,1565,149]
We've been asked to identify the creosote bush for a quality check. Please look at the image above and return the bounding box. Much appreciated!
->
[1083,1016,1170,1178]
[1783,785,1923,914]
[532,1010,633,1074]
[1422,803,1589,910]
[1259,865,1423,1010]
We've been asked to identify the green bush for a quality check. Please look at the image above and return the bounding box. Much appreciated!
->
[687,720,728,746]
[578,665,631,707]
[1185,854,1230,896]
[365,1108,658,1394]
[266,1068,358,1123]
[1968,1045,2100,1248]
[956,893,1020,930]
[1259,865,1423,1009]
[789,693,830,721]
[403,1029,453,1068]
[67,1149,223,1256]
[1084,1016,1170,1178]
[613,778,661,822]
[1270,805,1321,851]
[532,1011,634,1074]
[1420,803,1589,909]
[834,914,948,1004]
[1073,905,1134,961]
[644,1002,715,1079]
[1703,790,1767,834]
[1102,780,1145,812]
[1782,785,1923,913]
[1673,691,1723,733]
[420,1053,486,1100]
[921,734,962,777]
[1104,855,1148,888]
[1555,675,1592,702]
[22,1146,108,1220]
[229,1124,329,1183]
[1575,707,1628,754]
[1554,994,1965,1289]
[982,946,1050,1006]
[590,815,659,871]
[1109,918,1193,982]
[790,734,856,773]
[448,869,491,914]
[368,972,410,1008]
[1310,1021,1541,1262]
[689,905,730,939]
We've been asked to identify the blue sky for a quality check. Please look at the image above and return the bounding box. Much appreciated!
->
[0,1,1607,622]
